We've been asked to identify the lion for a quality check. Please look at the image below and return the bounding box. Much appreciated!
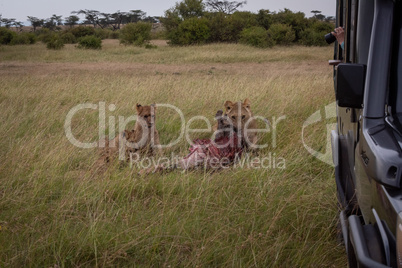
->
[98,103,162,164]
[214,98,258,150]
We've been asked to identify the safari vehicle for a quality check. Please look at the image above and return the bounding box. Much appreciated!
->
[331,0,402,266]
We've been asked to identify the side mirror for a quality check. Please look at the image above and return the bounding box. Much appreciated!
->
[336,64,366,108]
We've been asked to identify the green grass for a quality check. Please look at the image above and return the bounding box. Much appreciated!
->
[0,40,345,267]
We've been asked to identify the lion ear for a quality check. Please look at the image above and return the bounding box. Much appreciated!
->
[136,103,143,113]
[243,98,251,109]
[151,103,157,111]
[224,101,234,111]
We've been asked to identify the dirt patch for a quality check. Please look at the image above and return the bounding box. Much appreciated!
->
[0,61,329,78]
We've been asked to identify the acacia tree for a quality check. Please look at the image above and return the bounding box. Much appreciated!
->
[1,18,16,28]
[109,11,126,30]
[27,16,44,32]
[72,10,100,27]
[43,15,63,30]
[65,15,79,28]
[205,0,247,14]
[311,10,325,21]
[129,10,146,23]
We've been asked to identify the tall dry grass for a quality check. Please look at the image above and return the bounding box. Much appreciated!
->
[0,40,345,267]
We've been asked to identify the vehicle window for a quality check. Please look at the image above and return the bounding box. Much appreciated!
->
[390,1,402,116]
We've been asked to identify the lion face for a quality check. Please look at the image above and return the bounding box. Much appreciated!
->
[223,99,252,134]
[136,103,156,129]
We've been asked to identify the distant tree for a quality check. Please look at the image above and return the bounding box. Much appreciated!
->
[175,0,205,19]
[13,21,24,32]
[43,14,63,30]
[1,18,16,28]
[256,9,272,29]
[143,16,158,23]
[205,0,247,14]
[311,10,325,21]
[129,10,146,23]
[65,15,79,28]
[273,9,308,41]
[119,22,152,46]
[73,9,100,27]
[27,16,44,32]
[98,13,112,29]
[110,11,127,30]
[52,14,63,26]
[311,10,321,17]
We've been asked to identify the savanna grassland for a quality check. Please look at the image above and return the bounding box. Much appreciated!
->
[0,40,346,267]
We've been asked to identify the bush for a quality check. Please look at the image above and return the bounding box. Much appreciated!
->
[268,23,295,45]
[37,28,54,43]
[205,12,231,42]
[9,32,37,45]
[168,17,210,45]
[94,28,110,40]
[119,22,152,46]
[24,33,37,44]
[60,32,77,44]
[46,35,64,50]
[70,26,95,38]
[77,35,102,49]
[225,11,258,42]
[0,27,17,45]
[239,26,273,48]
[300,21,334,46]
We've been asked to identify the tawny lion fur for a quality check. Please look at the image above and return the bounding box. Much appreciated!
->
[98,103,162,164]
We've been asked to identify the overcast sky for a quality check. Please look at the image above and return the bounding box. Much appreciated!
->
[0,0,335,22]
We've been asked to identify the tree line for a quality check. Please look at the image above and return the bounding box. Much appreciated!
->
[0,0,335,48]
[162,0,335,47]
[0,10,159,32]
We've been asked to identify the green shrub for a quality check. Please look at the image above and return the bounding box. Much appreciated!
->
[11,33,30,45]
[46,35,65,50]
[205,12,231,42]
[300,21,334,46]
[60,32,77,44]
[268,23,295,45]
[70,26,95,38]
[271,9,308,42]
[25,33,37,44]
[225,11,258,42]
[94,28,110,40]
[168,17,210,45]
[37,28,54,43]
[119,22,152,46]
[77,35,102,49]
[0,27,17,45]
[239,26,273,48]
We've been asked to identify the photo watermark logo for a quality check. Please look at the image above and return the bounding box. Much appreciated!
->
[301,102,337,167]
[64,101,337,171]
[64,102,288,171]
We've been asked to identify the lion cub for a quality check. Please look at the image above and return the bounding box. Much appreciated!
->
[216,98,258,149]
[99,103,162,163]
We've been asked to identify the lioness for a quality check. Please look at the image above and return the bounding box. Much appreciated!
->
[99,103,162,163]
[139,110,243,175]
[216,98,258,149]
